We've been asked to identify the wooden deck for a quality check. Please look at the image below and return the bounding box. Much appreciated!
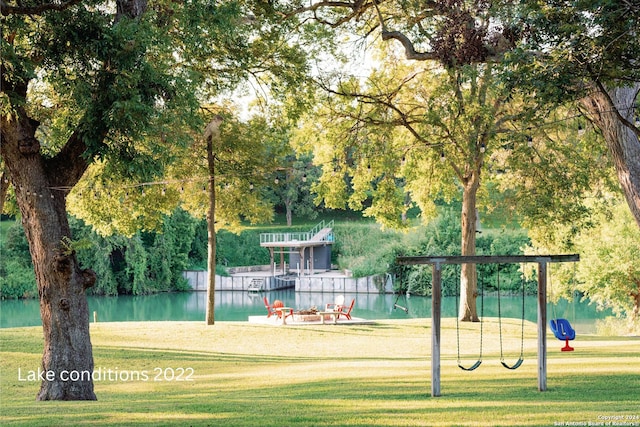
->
[248,315,375,326]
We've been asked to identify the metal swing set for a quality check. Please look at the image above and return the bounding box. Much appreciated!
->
[396,254,579,397]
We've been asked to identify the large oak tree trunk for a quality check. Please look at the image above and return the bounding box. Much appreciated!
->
[1,112,97,400]
[581,83,640,228]
[459,171,480,321]
[1,0,149,400]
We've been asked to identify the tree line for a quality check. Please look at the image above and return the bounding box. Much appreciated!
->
[1,202,535,298]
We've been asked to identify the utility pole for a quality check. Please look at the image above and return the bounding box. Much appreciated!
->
[204,116,223,325]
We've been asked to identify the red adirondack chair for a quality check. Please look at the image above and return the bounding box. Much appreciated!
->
[263,296,277,318]
[264,297,291,321]
[335,298,355,320]
[325,296,355,321]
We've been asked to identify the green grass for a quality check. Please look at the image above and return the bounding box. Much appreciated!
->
[1,319,639,426]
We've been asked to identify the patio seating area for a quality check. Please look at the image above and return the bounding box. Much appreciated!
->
[251,295,373,326]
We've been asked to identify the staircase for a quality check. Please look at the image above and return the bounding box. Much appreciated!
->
[247,278,264,292]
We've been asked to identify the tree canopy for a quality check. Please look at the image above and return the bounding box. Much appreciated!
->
[289,0,619,320]
[517,0,640,226]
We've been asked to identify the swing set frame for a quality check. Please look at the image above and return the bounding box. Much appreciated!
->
[396,254,579,397]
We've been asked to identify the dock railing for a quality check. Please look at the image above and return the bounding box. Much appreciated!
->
[260,220,334,245]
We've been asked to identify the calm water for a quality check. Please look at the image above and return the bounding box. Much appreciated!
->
[0,290,611,333]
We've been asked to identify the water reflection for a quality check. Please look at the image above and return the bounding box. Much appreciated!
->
[0,290,611,333]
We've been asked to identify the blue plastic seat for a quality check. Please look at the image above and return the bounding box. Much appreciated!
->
[549,318,575,340]
[550,318,576,351]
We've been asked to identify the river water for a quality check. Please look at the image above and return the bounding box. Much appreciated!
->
[0,290,611,333]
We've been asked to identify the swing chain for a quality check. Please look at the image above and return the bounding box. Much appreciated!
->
[456,264,483,371]
[393,264,409,314]
[498,263,526,370]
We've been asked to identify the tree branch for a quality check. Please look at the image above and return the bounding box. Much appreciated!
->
[317,74,439,147]
[284,0,373,27]
[370,0,438,61]
[588,77,640,139]
[45,129,96,189]
[380,30,437,61]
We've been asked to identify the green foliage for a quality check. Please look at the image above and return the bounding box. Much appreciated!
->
[3,0,321,252]
[59,236,93,256]
[478,230,538,294]
[0,221,37,299]
[186,219,209,270]
[391,205,534,297]
[297,54,591,239]
[0,220,30,257]
[0,259,37,299]
[69,209,200,296]
[146,209,197,292]
[542,198,640,321]
[398,206,462,296]
[163,112,301,235]
[294,202,532,294]
[215,228,271,268]
[332,221,402,277]
[69,216,124,296]
[51,0,325,236]
[125,235,150,295]
[520,0,640,90]
[67,162,183,237]
[492,108,616,246]
[267,152,322,226]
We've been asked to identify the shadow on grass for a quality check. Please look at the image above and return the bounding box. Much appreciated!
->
[4,369,637,427]
[94,345,430,365]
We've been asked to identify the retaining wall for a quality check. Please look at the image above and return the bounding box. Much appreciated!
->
[182,270,393,294]
[295,275,392,293]
[182,271,287,292]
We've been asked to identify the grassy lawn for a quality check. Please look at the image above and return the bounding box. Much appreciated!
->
[1,319,639,426]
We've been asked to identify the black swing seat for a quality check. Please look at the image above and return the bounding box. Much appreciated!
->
[549,318,576,351]
[458,360,482,371]
[501,358,524,370]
